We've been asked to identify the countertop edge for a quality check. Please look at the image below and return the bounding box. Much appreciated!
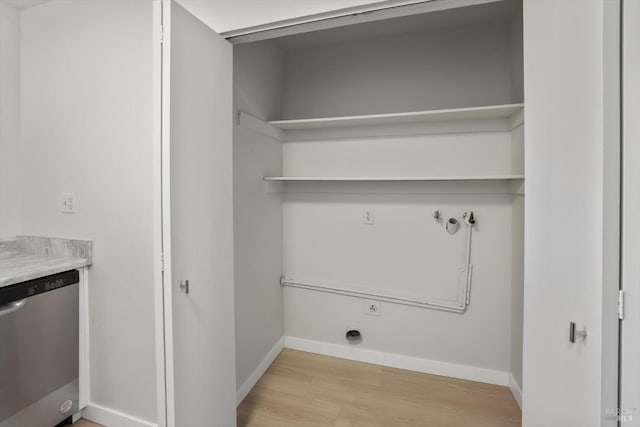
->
[0,236,93,289]
[0,258,90,288]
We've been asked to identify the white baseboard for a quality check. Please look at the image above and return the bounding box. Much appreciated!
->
[82,403,157,427]
[236,337,285,406]
[284,336,510,386]
[509,373,523,409]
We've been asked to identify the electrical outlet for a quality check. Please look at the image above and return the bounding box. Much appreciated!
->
[60,193,77,213]
[363,208,374,225]
[364,300,381,316]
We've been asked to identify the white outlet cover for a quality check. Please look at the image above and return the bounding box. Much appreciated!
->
[363,208,374,225]
[364,299,381,316]
[60,192,77,213]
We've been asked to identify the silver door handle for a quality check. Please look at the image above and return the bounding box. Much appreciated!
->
[0,299,27,317]
[179,280,189,294]
[569,321,587,343]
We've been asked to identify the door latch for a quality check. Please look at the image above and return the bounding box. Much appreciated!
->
[179,279,190,294]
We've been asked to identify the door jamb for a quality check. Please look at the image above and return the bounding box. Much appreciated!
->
[153,1,173,426]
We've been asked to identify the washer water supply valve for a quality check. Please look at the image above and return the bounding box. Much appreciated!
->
[463,211,476,226]
[440,211,476,235]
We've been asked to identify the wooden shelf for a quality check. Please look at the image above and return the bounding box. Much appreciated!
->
[268,104,524,131]
[263,175,524,182]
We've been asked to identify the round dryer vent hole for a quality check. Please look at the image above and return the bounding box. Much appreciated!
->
[345,329,362,343]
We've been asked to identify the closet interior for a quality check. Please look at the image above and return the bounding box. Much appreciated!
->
[232,0,524,404]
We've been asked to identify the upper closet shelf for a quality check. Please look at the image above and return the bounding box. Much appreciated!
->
[268,103,524,131]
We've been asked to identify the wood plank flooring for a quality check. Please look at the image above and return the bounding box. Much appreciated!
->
[77,349,521,427]
[74,421,103,427]
[238,349,521,427]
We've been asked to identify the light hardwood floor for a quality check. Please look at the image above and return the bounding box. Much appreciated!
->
[238,349,521,427]
[75,349,521,427]
[74,421,103,427]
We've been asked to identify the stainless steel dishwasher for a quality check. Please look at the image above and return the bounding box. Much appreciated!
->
[0,270,79,427]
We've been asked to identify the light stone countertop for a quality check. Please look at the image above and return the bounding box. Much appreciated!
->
[0,236,92,289]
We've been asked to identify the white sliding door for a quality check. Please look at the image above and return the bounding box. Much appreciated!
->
[160,1,236,426]
[620,0,640,424]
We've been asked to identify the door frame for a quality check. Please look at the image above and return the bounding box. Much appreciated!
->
[150,1,626,425]
[155,1,238,426]
[152,1,170,426]
[151,3,453,425]
[620,0,640,423]
[601,0,622,424]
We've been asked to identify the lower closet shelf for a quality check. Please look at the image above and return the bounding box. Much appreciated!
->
[263,175,524,182]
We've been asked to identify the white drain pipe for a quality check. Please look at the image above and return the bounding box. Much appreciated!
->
[281,211,476,314]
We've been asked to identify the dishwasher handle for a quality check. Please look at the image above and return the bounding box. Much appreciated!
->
[0,299,27,317]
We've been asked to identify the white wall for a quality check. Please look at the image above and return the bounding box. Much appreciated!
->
[510,193,524,391]
[0,1,21,240]
[509,123,524,393]
[522,0,617,425]
[177,0,387,33]
[19,1,157,422]
[233,41,284,393]
[282,131,516,177]
[235,41,284,122]
[235,9,525,385]
[282,21,514,119]
[280,122,520,376]
[283,191,515,373]
[510,5,523,104]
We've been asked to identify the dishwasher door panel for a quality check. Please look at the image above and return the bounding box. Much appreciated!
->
[0,283,79,426]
